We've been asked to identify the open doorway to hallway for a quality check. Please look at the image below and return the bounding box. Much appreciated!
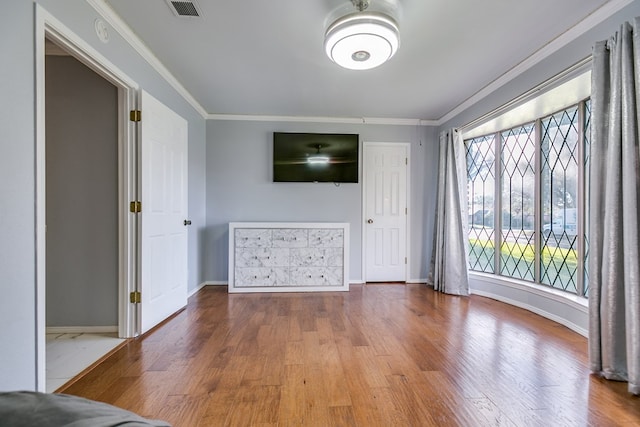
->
[44,37,123,391]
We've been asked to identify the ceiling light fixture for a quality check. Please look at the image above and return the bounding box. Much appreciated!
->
[324,0,400,70]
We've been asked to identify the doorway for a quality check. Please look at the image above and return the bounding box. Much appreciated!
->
[362,142,410,282]
[44,39,126,391]
[45,40,119,334]
[36,7,189,391]
[35,8,139,391]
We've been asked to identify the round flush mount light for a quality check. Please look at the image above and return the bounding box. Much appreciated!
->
[324,11,400,70]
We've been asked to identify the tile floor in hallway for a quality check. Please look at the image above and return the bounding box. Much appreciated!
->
[46,332,126,393]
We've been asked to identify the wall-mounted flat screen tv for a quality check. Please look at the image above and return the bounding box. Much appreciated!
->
[273,132,359,183]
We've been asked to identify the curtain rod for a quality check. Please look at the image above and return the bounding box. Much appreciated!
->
[460,56,592,133]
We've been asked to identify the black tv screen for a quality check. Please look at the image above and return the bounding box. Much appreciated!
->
[273,132,359,183]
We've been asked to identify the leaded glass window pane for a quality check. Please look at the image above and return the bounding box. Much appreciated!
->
[501,124,536,281]
[583,100,591,296]
[464,99,589,299]
[466,136,495,273]
[540,107,579,293]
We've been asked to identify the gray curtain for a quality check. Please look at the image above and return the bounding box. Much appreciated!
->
[589,16,640,396]
[430,129,469,296]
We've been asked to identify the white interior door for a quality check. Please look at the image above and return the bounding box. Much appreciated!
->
[364,143,408,282]
[140,90,188,334]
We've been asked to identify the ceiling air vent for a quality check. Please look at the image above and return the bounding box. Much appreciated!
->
[165,0,202,17]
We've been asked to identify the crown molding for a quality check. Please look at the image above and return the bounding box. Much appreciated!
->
[77,0,434,126]
[87,0,208,118]
[89,0,632,127]
[207,113,436,126]
[436,0,634,126]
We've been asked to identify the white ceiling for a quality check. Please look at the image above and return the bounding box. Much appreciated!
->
[104,0,612,122]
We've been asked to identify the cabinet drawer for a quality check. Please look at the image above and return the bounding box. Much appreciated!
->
[235,267,289,287]
[235,247,289,267]
[271,229,308,248]
[291,248,343,267]
[235,229,271,247]
[291,267,343,286]
[308,229,343,248]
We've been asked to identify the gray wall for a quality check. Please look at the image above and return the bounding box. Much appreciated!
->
[205,120,439,283]
[0,0,38,391]
[0,1,207,391]
[45,55,118,327]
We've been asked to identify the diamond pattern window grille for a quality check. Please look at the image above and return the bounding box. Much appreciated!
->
[540,107,579,293]
[501,124,536,281]
[464,100,589,298]
[583,100,591,296]
[466,135,495,273]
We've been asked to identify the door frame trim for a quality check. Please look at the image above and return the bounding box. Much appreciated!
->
[361,142,411,283]
[35,5,139,391]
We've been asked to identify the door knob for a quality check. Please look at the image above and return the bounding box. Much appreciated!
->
[367,219,373,224]
[183,219,192,226]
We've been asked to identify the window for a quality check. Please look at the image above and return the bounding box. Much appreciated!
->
[467,135,495,273]
[540,106,580,293]
[501,123,536,281]
[465,100,589,297]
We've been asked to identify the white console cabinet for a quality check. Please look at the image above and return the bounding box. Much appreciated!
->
[228,222,350,293]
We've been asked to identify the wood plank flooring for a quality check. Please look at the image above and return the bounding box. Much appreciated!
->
[61,284,640,426]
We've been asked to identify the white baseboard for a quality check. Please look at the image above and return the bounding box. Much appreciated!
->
[469,272,588,337]
[203,281,228,286]
[189,281,228,298]
[471,289,588,337]
[198,279,427,287]
[46,326,118,334]
[350,279,428,284]
[188,282,206,298]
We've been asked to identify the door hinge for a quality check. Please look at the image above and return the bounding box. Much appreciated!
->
[405,257,407,265]
[129,201,141,213]
[129,291,141,304]
[405,157,408,165]
[130,110,141,122]
[405,207,407,215]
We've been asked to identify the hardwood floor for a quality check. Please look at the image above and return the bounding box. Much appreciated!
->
[61,284,640,426]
